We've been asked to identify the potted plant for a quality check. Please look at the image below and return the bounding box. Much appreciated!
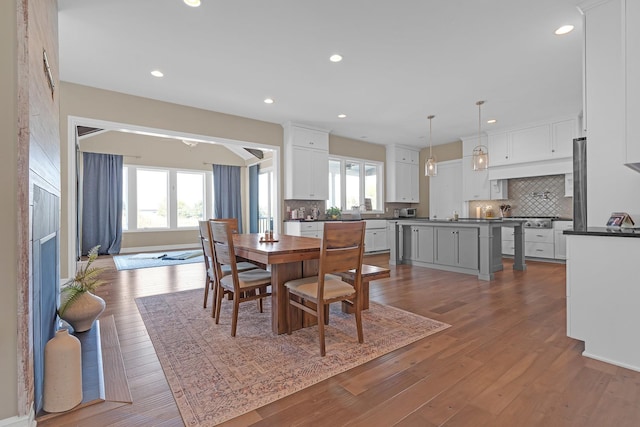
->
[58,245,107,332]
[326,206,341,220]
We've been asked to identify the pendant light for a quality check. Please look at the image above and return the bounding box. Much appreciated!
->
[472,100,489,171]
[425,115,437,177]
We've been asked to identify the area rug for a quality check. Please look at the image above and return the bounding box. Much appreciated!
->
[113,250,204,271]
[135,288,450,426]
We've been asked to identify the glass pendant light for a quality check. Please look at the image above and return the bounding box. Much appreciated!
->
[425,115,437,176]
[472,100,489,171]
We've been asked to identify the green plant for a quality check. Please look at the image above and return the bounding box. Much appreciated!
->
[326,206,341,218]
[59,245,106,316]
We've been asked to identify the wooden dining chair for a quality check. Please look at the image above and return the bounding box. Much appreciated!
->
[210,221,272,337]
[199,220,257,314]
[284,221,366,356]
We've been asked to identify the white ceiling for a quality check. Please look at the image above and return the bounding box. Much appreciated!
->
[58,0,584,148]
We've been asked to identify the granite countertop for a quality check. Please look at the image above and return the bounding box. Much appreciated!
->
[564,227,640,238]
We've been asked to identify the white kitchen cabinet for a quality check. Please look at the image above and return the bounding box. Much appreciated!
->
[462,156,489,200]
[403,225,434,263]
[429,159,463,219]
[487,132,510,166]
[490,179,508,200]
[524,228,554,259]
[283,221,324,239]
[485,116,578,168]
[434,227,478,270]
[553,221,573,260]
[510,123,551,164]
[386,145,420,203]
[364,220,388,253]
[551,118,577,158]
[626,0,640,166]
[284,124,329,200]
[502,226,515,255]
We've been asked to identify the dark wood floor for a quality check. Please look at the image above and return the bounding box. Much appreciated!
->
[40,255,640,426]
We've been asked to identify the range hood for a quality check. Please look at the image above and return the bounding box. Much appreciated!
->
[487,158,573,181]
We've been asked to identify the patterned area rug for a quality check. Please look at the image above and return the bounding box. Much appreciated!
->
[136,289,450,426]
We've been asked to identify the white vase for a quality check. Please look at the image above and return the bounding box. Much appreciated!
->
[60,291,106,333]
[43,329,83,413]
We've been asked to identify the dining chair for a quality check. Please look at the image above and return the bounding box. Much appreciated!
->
[284,221,366,356]
[199,220,257,314]
[210,221,272,337]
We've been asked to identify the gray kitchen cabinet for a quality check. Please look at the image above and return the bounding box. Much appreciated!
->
[403,225,434,263]
[434,227,478,270]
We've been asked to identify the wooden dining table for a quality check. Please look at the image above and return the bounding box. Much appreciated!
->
[232,233,321,334]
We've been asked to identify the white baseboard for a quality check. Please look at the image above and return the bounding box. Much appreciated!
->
[0,405,36,427]
[582,351,640,373]
[119,243,200,254]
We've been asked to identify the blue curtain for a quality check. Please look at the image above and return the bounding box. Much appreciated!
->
[81,152,123,255]
[213,164,243,233]
[249,164,259,233]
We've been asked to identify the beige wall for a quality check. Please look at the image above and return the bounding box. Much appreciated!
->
[329,134,386,162]
[1,0,19,420]
[417,140,463,217]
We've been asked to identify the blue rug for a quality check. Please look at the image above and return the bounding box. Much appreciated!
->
[113,250,204,271]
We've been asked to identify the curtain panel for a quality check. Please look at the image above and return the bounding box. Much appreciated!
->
[213,164,243,233]
[81,152,123,255]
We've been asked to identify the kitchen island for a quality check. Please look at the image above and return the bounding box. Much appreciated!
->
[390,218,526,280]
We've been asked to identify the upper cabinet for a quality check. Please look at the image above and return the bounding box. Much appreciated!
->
[626,0,640,165]
[386,145,419,203]
[486,116,579,168]
[283,123,329,200]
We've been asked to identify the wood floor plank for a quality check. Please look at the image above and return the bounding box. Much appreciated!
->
[38,253,640,426]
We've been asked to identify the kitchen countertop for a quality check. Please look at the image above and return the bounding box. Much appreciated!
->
[564,227,640,238]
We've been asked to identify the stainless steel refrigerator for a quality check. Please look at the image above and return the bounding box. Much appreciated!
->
[573,137,587,231]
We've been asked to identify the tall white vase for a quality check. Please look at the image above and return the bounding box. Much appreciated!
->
[43,329,83,413]
[60,291,106,332]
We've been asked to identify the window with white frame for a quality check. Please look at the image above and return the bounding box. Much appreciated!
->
[327,156,383,212]
[123,165,210,231]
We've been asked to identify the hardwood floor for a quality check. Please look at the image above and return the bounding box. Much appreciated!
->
[40,255,640,426]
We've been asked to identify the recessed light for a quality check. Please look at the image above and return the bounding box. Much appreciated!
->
[555,25,574,35]
[151,70,164,77]
[329,54,343,63]
[338,114,347,118]
[264,98,274,104]
[487,119,497,124]
[183,0,201,7]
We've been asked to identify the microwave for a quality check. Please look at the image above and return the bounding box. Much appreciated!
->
[399,208,416,218]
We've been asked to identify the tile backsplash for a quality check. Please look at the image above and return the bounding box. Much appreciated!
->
[469,174,573,218]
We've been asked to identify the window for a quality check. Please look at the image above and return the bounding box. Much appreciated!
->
[177,172,204,227]
[137,169,168,228]
[258,168,275,233]
[123,165,209,231]
[327,156,383,212]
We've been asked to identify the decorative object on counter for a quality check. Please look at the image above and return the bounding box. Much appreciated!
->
[499,204,511,217]
[425,115,437,177]
[364,198,372,211]
[326,206,341,220]
[453,210,459,221]
[484,205,495,218]
[472,100,489,171]
[43,329,83,413]
[606,212,635,228]
[58,245,107,333]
